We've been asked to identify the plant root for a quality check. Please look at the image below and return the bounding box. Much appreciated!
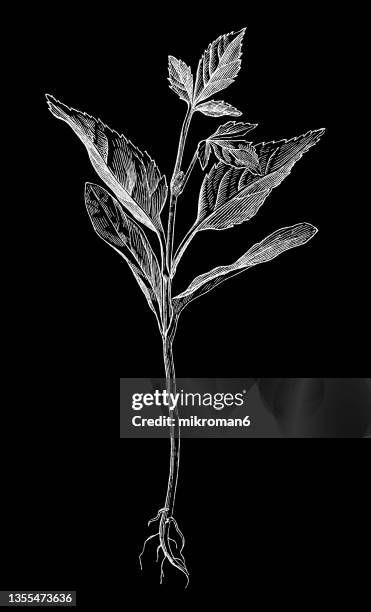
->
[139,508,189,588]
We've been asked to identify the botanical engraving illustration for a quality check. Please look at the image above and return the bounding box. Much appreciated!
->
[46,27,325,586]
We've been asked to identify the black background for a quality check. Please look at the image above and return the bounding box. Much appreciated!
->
[2,3,368,607]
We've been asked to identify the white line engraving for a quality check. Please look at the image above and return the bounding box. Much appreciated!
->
[46,27,325,587]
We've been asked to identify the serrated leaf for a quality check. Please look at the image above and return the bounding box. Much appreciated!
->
[46,95,167,234]
[196,128,325,231]
[197,121,258,170]
[85,183,162,322]
[193,28,246,104]
[230,129,326,197]
[195,100,241,117]
[211,141,261,173]
[174,223,317,312]
[211,121,258,139]
[168,56,194,104]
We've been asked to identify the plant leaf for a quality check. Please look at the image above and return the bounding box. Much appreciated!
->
[197,121,258,170]
[211,141,261,173]
[198,140,212,170]
[168,56,194,104]
[195,128,325,231]
[211,121,258,139]
[85,182,162,322]
[196,163,269,231]
[229,129,326,197]
[193,28,246,104]
[200,183,269,231]
[195,100,241,117]
[173,223,317,312]
[46,95,167,234]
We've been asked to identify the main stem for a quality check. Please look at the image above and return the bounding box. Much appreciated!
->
[162,104,193,517]
[162,330,179,516]
[139,105,193,585]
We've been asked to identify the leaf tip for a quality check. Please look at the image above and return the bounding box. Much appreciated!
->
[234,27,247,46]
[230,26,247,37]
[45,93,72,121]
[308,128,326,146]
[298,222,319,241]
[309,223,319,236]
[45,93,58,110]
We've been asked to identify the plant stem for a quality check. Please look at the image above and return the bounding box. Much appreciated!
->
[162,105,193,510]
[162,327,179,516]
[169,146,200,276]
[157,105,195,542]
[153,104,194,583]
[165,105,193,275]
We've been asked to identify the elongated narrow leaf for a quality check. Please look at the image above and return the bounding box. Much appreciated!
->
[168,56,194,104]
[195,129,325,231]
[46,95,167,234]
[85,183,162,320]
[193,29,246,104]
[195,100,241,117]
[174,223,317,312]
